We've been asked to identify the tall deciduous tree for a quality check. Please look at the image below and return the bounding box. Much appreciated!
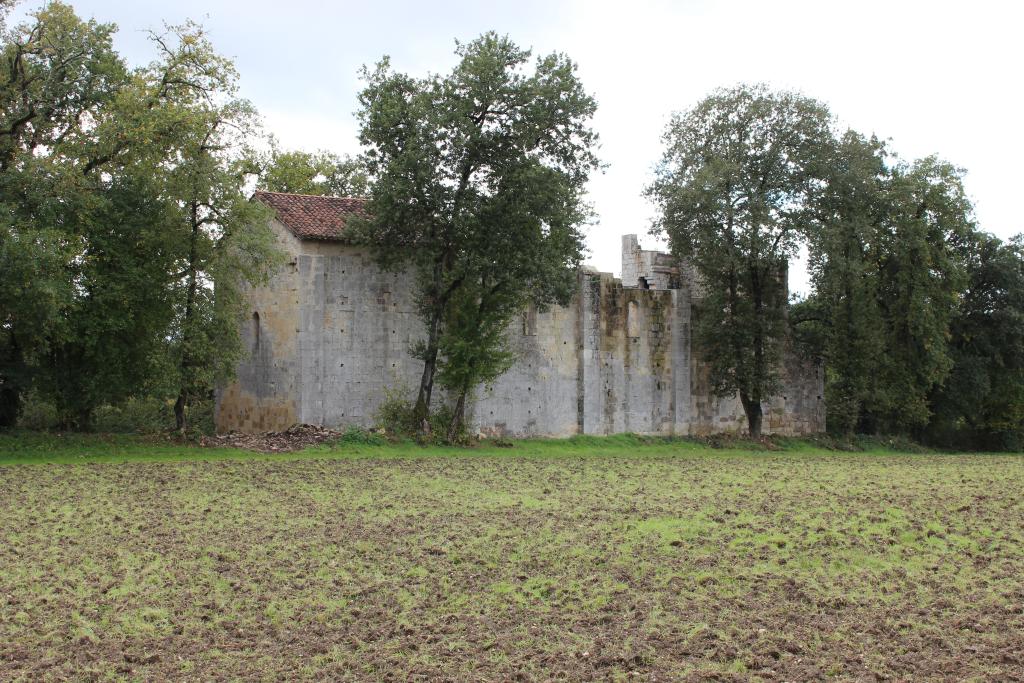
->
[355,32,598,434]
[0,2,126,426]
[433,161,590,439]
[114,23,279,432]
[648,84,833,438]
[796,131,890,436]
[866,157,973,433]
[258,144,369,197]
[797,140,976,437]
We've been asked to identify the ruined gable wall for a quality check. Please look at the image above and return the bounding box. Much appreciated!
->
[214,218,304,432]
[775,348,826,435]
[679,260,826,436]
[621,234,680,290]
[470,295,581,437]
[215,225,426,433]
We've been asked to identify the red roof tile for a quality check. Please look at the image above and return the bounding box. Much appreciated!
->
[254,191,367,241]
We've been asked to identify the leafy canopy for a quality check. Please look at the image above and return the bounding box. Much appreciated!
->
[258,143,369,197]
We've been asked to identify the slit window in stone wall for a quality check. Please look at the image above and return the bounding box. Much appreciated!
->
[523,303,538,336]
[252,312,261,352]
[627,300,640,339]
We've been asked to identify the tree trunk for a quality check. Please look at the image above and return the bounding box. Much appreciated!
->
[413,309,442,433]
[176,202,201,434]
[0,335,24,428]
[77,407,93,433]
[447,388,468,443]
[413,258,464,434]
[444,290,490,444]
[174,390,187,432]
[740,390,763,439]
[0,382,20,428]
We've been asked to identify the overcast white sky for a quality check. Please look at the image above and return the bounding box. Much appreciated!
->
[11,0,1024,292]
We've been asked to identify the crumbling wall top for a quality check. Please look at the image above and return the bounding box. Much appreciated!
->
[620,234,683,290]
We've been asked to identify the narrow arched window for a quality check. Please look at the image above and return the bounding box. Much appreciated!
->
[252,312,261,352]
[522,303,538,336]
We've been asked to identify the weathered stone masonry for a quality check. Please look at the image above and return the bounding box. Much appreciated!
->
[215,192,825,436]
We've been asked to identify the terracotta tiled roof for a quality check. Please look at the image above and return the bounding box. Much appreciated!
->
[253,191,367,241]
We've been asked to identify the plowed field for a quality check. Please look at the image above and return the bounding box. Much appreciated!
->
[2,440,1022,680]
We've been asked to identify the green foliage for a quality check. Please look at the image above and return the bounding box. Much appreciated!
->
[927,233,1024,450]
[868,157,972,431]
[354,32,598,439]
[14,391,59,431]
[15,392,215,435]
[374,384,465,444]
[92,396,214,436]
[375,384,419,435]
[648,84,834,437]
[0,2,126,426]
[92,398,172,435]
[258,143,369,197]
[36,177,183,429]
[795,132,891,435]
[0,4,280,430]
[427,401,465,444]
[798,134,975,437]
[653,85,997,446]
[336,426,388,446]
[149,39,282,429]
[433,279,518,435]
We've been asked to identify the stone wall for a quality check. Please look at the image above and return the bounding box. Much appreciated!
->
[215,220,304,432]
[687,342,825,436]
[215,222,826,436]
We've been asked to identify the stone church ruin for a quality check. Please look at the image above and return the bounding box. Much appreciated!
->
[215,191,825,436]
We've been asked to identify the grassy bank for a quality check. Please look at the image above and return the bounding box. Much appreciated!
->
[0,429,956,466]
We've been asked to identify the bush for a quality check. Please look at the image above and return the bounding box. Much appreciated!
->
[923,423,1022,452]
[336,426,388,446]
[427,401,466,444]
[15,393,215,436]
[376,385,419,435]
[16,392,60,431]
[183,397,216,437]
[92,398,173,434]
[374,384,468,444]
